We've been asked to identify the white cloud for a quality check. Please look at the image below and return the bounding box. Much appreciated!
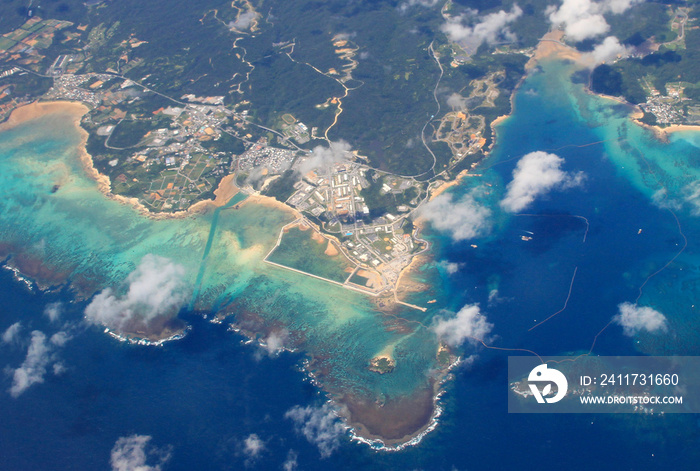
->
[243,433,265,462]
[437,260,462,274]
[8,329,72,397]
[447,93,467,110]
[298,140,352,175]
[282,450,298,471]
[547,0,641,41]
[605,0,641,14]
[53,362,67,375]
[334,32,356,42]
[44,302,62,323]
[85,255,189,334]
[2,322,22,344]
[245,161,293,187]
[9,331,50,397]
[683,181,700,216]
[431,304,493,347]
[418,190,492,241]
[487,288,509,307]
[50,331,71,347]
[110,435,172,471]
[652,183,700,216]
[229,11,259,31]
[614,302,668,336]
[581,36,632,67]
[399,0,440,13]
[651,188,681,211]
[547,0,609,41]
[261,329,289,355]
[285,403,344,458]
[441,5,523,49]
[500,151,584,213]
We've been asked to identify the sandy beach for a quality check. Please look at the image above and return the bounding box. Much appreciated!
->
[524,31,700,143]
[490,113,510,129]
[208,174,239,206]
[0,100,258,219]
[478,34,579,160]
[186,174,243,213]
[632,118,700,140]
[525,30,581,69]
[426,34,576,200]
[429,169,471,201]
[657,124,700,134]
[525,31,700,140]
[0,101,90,131]
[586,91,700,140]
[395,254,430,299]
[241,193,302,218]
[75,130,202,220]
[2,101,195,219]
[372,250,430,314]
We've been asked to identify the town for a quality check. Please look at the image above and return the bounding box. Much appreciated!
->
[37,69,431,296]
[286,159,428,295]
[639,80,699,125]
[237,142,431,298]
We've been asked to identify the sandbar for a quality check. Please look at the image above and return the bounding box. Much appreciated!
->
[241,193,301,218]
[0,100,90,131]
[525,30,581,69]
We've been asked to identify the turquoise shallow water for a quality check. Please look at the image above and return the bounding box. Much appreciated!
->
[0,111,441,417]
[1,58,699,469]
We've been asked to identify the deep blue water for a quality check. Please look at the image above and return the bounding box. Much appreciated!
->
[2,60,700,470]
[2,273,699,470]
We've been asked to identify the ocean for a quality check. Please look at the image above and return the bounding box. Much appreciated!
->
[1,58,699,470]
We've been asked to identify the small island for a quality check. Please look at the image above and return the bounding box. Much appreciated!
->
[369,355,396,375]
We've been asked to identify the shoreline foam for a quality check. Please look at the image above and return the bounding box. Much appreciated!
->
[104,324,191,347]
[10,32,677,448]
[345,354,462,450]
[1,101,450,449]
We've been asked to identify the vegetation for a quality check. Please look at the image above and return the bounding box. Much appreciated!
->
[1,0,693,188]
[360,170,423,220]
[591,4,700,105]
[0,73,52,98]
[263,169,298,203]
[369,357,394,374]
[107,116,170,148]
[200,132,246,154]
